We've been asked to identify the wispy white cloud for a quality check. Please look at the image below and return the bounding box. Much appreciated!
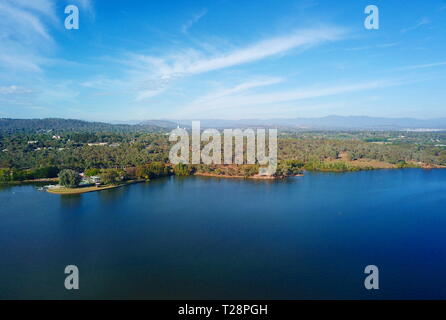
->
[181,9,207,34]
[69,0,94,14]
[177,78,409,118]
[0,80,79,102]
[82,26,346,102]
[0,0,56,72]
[345,42,399,51]
[122,26,347,101]
[135,86,168,101]
[193,77,284,104]
[150,27,344,76]
[401,17,431,33]
[0,85,33,95]
[0,1,53,41]
[0,0,95,73]
[0,0,93,116]
[10,0,57,22]
[397,61,446,70]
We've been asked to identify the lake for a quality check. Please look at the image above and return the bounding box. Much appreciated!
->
[1,169,446,299]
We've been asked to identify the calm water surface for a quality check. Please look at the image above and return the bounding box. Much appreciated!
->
[1,169,446,299]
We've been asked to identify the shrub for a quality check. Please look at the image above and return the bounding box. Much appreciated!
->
[99,169,121,185]
[173,163,192,176]
[31,166,59,179]
[58,169,81,188]
[84,168,101,177]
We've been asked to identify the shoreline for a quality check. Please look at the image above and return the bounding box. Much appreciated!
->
[310,159,446,171]
[193,172,304,180]
[2,163,445,187]
[46,179,145,195]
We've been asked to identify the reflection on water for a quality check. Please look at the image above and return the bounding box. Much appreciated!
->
[60,194,83,209]
[97,186,128,204]
[1,170,446,299]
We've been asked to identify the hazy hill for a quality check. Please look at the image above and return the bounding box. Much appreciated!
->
[0,118,164,133]
[166,116,446,130]
[3,116,446,133]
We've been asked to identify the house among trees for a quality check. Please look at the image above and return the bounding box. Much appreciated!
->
[90,176,101,184]
[79,172,101,185]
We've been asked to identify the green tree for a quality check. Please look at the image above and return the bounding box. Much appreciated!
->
[173,163,192,176]
[241,165,258,177]
[0,168,12,182]
[32,166,59,179]
[146,162,169,178]
[99,169,120,185]
[11,169,31,181]
[136,162,170,179]
[84,168,100,177]
[58,169,81,188]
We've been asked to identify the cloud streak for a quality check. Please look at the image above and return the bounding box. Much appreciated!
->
[0,85,33,95]
[70,0,95,17]
[193,77,284,104]
[401,17,430,33]
[127,26,347,100]
[177,78,410,118]
[181,9,207,33]
[144,27,345,76]
[0,0,56,72]
[397,61,446,70]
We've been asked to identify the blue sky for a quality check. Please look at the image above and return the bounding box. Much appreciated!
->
[0,0,445,121]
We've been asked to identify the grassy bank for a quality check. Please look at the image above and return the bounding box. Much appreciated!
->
[47,179,145,195]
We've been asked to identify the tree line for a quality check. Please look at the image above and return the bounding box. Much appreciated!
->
[1,125,446,184]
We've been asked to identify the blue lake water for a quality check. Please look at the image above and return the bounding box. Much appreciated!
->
[1,169,446,299]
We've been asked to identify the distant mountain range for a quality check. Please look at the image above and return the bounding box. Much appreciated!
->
[2,116,446,132]
[141,116,446,130]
